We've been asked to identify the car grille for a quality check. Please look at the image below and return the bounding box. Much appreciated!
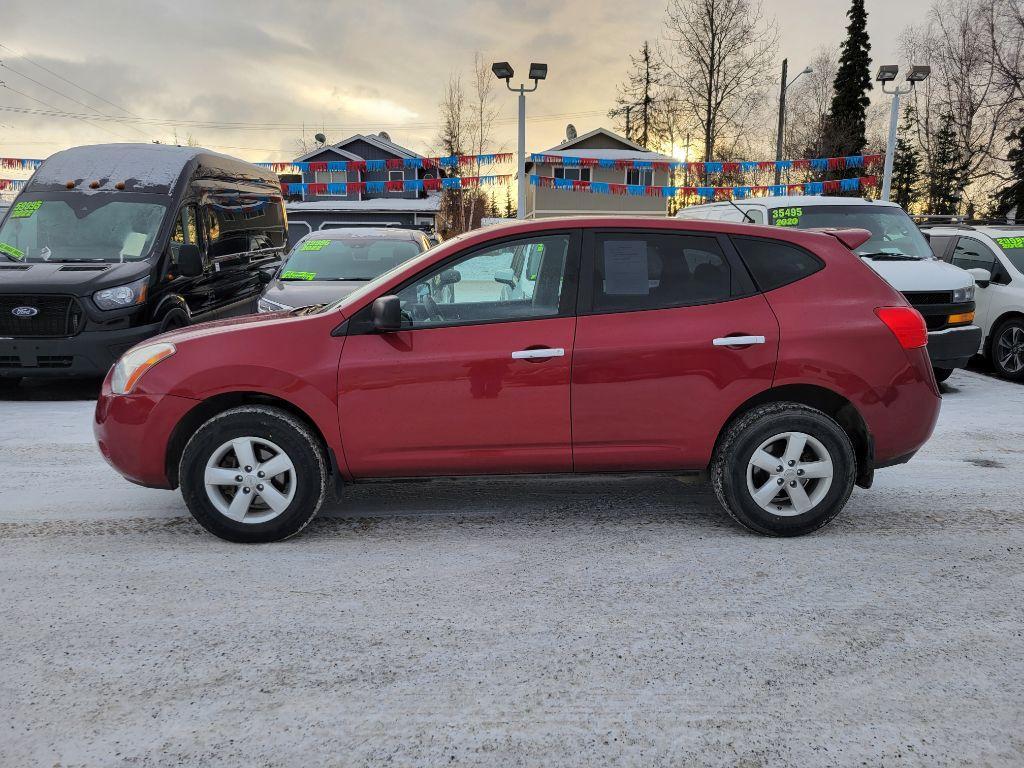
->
[0,295,85,337]
[0,355,74,369]
[902,291,954,306]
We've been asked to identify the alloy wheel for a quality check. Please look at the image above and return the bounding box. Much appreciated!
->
[203,437,297,523]
[745,431,834,517]
[996,325,1024,374]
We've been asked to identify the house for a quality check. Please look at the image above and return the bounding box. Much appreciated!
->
[286,133,440,244]
[525,128,674,219]
[294,132,433,204]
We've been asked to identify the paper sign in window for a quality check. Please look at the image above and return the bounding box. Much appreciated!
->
[603,240,649,295]
[120,232,148,259]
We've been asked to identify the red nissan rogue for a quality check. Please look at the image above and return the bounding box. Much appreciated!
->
[94,217,940,542]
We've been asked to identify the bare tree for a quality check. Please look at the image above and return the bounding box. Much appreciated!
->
[436,74,467,157]
[781,47,839,160]
[609,41,663,147]
[984,0,1024,101]
[661,0,778,162]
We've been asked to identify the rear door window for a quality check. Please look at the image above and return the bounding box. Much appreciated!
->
[951,237,998,273]
[732,237,824,292]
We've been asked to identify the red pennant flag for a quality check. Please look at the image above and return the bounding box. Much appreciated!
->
[308,162,328,173]
[307,183,327,195]
[385,180,404,192]
[423,177,442,191]
[827,157,846,170]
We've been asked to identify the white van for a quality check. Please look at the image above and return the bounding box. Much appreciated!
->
[678,196,981,381]
[923,224,1024,381]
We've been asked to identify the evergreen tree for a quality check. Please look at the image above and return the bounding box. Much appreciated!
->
[824,0,872,159]
[994,119,1024,222]
[891,105,921,211]
[928,113,963,216]
[503,185,516,218]
[608,41,662,148]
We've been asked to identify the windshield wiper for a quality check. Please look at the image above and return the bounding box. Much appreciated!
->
[328,277,373,281]
[857,251,922,261]
[44,258,112,263]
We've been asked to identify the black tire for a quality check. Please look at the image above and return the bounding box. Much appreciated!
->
[179,405,328,542]
[159,309,189,334]
[933,367,954,383]
[989,318,1024,382]
[711,403,857,537]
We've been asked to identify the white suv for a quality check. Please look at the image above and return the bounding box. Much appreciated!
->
[925,225,1024,380]
[678,196,982,382]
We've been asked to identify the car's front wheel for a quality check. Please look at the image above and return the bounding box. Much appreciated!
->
[990,318,1024,381]
[711,403,856,536]
[179,405,328,542]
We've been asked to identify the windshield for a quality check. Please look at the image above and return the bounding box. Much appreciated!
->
[281,236,423,281]
[994,235,1024,274]
[769,204,933,259]
[0,197,168,263]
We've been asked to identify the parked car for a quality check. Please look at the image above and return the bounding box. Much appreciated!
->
[0,143,286,380]
[924,224,1024,380]
[95,217,940,543]
[258,227,430,313]
[678,197,981,382]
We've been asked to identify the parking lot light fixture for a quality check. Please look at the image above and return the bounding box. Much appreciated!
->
[493,60,548,219]
[879,64,930,202]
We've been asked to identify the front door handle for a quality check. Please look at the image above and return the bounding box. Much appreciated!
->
[511,347,565,360]
[712,335,766,347]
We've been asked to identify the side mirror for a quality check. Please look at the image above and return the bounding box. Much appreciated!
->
[371,295,402,332]
[494,268,516,289]
[967,267,991,288]
[439,268,462,287]
[177,244,204,277]
[258,268,274,285]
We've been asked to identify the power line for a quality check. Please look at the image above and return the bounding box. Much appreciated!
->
[0,82,132,141]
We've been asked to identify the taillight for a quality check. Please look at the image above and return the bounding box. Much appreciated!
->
[875,306,928,349]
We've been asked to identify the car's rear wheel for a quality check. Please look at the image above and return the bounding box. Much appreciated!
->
[711,403,856,536]
[933,367,954,383]
[990,318,1024,381]
[179,405,327,542]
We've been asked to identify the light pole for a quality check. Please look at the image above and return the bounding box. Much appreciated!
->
[492,61,547,220]
[774,59,813,186]
[878,64,930,202]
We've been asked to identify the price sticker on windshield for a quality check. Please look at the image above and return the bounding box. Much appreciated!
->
[771,207,803,227]
[996,236,1024,249]
[10,201,42,219]
[0,242,25,260]
[281,270,317,280]
[299,239,330,251]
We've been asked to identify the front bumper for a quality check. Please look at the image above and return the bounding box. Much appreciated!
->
[0,320,163,378]
[926,325,982,370]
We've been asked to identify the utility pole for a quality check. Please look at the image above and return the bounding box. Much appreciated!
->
[775,59,788,187]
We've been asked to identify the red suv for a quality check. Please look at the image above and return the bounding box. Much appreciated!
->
[94,217,940,542]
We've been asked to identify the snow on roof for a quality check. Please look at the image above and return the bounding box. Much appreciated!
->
[537,148,674,162]
[546,127,649,153]
[306,226,422,239]
[287,196,441,212]
[685,195,899,209]
[293,145,364,163]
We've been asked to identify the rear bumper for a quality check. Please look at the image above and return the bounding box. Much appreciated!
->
[0,320,162,378]
[927,325,982,369]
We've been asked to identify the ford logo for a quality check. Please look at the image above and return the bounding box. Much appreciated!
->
[12,306,39,318]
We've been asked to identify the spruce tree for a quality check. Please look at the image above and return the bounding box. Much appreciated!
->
[891,105,921,211]
[994,119,1024,222]
[825,0,872,159]
[928,113,962,216]
[608,41,662,148]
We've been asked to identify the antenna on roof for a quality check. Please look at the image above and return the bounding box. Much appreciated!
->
[378,131,392,142]
[566,124,577,141]
[314,133,327,146]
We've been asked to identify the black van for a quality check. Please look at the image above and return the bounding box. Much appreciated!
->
[0,143,286,379]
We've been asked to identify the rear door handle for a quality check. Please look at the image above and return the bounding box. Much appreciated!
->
[511,347,565,360]
[712,335,766,347]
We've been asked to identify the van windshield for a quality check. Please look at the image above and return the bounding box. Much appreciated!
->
[0,197,168,263]
[769,204,933,259]
[281,236,423,281]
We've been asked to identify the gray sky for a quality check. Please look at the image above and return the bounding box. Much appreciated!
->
[0,0,933,165]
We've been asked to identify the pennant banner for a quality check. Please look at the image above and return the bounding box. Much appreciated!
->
[270,152,514,174]
[282,175,511,196]
[0,178,29,192]
[1,158,43,170]
[529,153,883,174]
[529,174,878,199]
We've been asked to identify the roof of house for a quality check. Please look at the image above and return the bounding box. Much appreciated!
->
[534,127,673,164]
[546,127,649,153]
[293,145,364,163]
[293,133,424,163]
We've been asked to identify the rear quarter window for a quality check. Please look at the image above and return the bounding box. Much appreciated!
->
[732,236,824,292]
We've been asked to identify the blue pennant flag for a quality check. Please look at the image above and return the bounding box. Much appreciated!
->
[697,187,715,198]
[294,162,310,171]
[845,155,864,168]
[406,179,424,191]
[804,181,824,195]
[326,183,347,195]
[733,186,751,199]
[365,160,386,171]
[403,158,423,169]
[562,156,581,167]
[326,161,348,172]
[366,181,386,194]
[590,182,610,194]
[740,162,760,173]
[663,186,678,197]
[705,162,723,174]
[439,156,460,168]
[554,178,574,189]
[287,183,304,194]
[810,158,829,171]
[840,177,861,192]
[626,184,646,196]
[598,159,617,168]
[775,160,792,171]
[441,177,462,189]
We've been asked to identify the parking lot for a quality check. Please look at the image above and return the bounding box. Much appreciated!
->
[1,368,1022,766]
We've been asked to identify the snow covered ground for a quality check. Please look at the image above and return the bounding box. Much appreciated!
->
[1,369,1022,766]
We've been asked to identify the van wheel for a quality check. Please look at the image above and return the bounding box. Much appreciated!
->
[179,406,328,542]
[159,310,189,333]
[711,403,856,537]
[990,318,1024,381]
[933,367,954,383]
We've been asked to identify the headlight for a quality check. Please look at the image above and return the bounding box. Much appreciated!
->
[258,297,293,313]
[94,277,149,310]
[952,284,975,303]
[111,342,176,395]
